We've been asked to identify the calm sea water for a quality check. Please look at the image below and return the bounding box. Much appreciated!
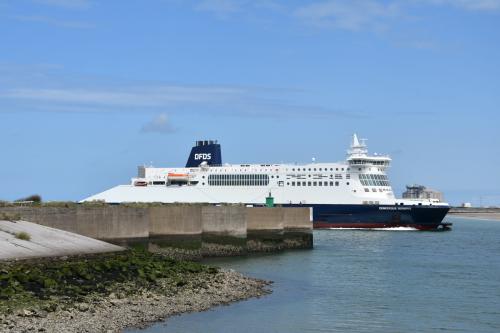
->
[135,217,500,333]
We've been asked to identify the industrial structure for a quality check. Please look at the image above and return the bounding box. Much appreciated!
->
[403,184,444,202]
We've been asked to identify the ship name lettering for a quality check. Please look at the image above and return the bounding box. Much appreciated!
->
[194,153,212,160]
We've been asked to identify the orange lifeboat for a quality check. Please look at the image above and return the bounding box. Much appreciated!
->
[167,173,189,182]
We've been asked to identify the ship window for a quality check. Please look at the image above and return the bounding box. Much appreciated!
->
[314,168,317,171]
[335,181,339,186]
[372,188,377,192]
[336,168,338,171]
[208,174,269,186]
[330,181,334,186]
[365,188,369,192]
[342,168,344,171]
[292,182,295,186]
[303,181,306,186]
[308,182,311,186]
[292,168,295,171]
[308,168,311,171]
[324,181,328,186]
[319,168,322,171]
[347,182,350,185]
[318,182,322,186]
[297,182,300,186]
[313,182,317,186]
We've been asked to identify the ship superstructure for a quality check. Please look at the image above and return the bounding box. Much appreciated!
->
[82,136,449,230]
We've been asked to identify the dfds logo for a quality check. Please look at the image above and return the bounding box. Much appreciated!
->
[194,153,211,160]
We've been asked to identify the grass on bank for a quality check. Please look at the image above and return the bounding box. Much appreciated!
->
[0,213,21,222]
[0,250,218,315]
[14,232,31,241]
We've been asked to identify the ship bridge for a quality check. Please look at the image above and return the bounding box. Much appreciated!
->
[347,134,391,168]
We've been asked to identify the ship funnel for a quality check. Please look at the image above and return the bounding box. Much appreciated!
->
[185,139,222,168]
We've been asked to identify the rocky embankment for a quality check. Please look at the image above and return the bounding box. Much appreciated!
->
[0,251,271,333]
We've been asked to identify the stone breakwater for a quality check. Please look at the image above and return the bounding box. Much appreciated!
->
[1,270,270,333]
[0,252,271,333]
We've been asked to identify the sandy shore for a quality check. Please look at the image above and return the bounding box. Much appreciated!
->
[0,269,271,333]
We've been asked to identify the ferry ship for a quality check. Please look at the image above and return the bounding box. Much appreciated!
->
[82,135,450,230]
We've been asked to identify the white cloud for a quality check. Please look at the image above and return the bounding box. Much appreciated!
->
[424,0,500,11]
[2,86,247,107]
[13,15,95,29]
[194,0,285,18]
[33,0,91,10]
[294,0,400,32]
[195,0,243,15]
[0,65,368,119]
[193,0,500,33]
[141,114,176,134]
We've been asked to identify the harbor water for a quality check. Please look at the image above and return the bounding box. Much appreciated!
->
[134,217,500,333]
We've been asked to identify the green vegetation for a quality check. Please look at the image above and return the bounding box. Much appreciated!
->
[42,201,79,208]
[14,232,31,241]
[0,212,21,221]
[15,195,42,203]
[0,250,218,314]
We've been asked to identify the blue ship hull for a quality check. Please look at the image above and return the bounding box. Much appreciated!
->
[283,204,449,230]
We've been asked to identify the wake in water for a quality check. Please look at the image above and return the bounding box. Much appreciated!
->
[328,227,419,231]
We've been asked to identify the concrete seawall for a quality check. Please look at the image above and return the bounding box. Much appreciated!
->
[448,207,500,221]
[0,205,150,240]
[0,204,312,257]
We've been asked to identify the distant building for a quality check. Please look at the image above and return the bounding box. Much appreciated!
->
[461,202,472,208]
[403,184,444,202]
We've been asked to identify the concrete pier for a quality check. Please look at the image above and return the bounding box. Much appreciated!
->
[201,205,247,257]
[0,203,313,257]
[283,207,313,249]
[147,205,203,260]
[246,207,285,252]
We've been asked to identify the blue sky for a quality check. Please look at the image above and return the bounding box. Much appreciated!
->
[0,0,499,205]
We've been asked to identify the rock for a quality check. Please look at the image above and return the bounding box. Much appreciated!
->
[18,309,35,317]
[109,299,120,306]
[36,311,48,318]
[77,303,90,312]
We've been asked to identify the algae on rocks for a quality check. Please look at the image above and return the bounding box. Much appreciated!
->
[0,250,218,315]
